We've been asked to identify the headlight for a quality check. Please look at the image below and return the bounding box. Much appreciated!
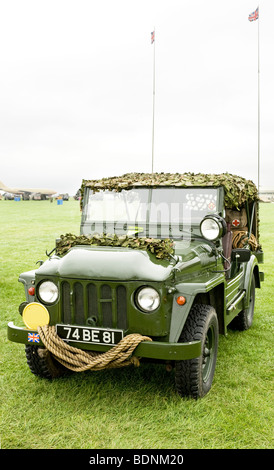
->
[200,215,226,241]
[38,281,59,304]
[135,287,160,313]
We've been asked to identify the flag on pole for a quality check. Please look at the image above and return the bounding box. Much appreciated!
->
[248,7,259,21]
[151,30,155,43]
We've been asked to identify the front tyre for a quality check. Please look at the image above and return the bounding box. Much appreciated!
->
[25,345,67,379]
[175,304,219,399]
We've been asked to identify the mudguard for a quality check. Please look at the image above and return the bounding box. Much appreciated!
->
[243,254,260,309]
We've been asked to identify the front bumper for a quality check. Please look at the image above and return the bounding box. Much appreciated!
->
[7,322,201,361]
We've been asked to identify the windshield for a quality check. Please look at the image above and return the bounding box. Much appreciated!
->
[81,187,222,238]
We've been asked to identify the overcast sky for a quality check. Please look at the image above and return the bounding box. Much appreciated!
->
[0,0,273,195]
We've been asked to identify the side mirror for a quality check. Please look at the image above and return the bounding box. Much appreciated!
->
[231,248,251,263]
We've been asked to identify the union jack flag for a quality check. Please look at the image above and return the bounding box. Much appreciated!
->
[248,7,259,22]
[151,31,155,44]
[28,332,40,343]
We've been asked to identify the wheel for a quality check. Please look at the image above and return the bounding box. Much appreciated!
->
[229,274,256,331]
[25,344,67,379]
[175,304,219,399]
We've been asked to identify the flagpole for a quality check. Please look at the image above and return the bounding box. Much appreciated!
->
[248,6,260,192]
[257,8,260,192]
[151,28,155,173]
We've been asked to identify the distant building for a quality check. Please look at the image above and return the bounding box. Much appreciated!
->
[259,190,274,202]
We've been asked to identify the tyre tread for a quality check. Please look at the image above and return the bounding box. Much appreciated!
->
[175,304,218,399]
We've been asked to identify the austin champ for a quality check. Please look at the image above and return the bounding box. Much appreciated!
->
[8,173,264,398]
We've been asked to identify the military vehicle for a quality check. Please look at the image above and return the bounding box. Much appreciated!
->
[7,173,264,398]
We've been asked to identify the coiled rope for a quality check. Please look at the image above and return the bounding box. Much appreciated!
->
[232,231,258,251]
[37,325,152,372]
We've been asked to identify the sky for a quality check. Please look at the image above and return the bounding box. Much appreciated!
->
[0,0,273,196]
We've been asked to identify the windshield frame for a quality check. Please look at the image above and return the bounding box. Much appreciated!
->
[81,185,224,239]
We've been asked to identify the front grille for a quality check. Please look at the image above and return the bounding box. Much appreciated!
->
[61,281,128,330]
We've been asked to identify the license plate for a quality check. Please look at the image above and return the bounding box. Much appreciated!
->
[56,324,124,346]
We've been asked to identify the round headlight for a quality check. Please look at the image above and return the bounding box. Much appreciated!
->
[38,281,59,304]
[200,216,224,241]
[136,287,160,313]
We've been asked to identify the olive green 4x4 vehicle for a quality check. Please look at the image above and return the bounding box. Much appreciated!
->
[8,173,264,398]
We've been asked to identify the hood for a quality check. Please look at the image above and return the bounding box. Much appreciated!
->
[36,246,175,282]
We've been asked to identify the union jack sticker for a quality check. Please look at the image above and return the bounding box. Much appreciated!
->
[28,332,40,343]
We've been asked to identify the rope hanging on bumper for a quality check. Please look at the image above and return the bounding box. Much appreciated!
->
[37,325,152,372]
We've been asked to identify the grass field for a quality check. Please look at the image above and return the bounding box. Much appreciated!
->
[0,199,273,449]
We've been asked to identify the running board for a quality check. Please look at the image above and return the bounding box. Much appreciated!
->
[227,290,246,313]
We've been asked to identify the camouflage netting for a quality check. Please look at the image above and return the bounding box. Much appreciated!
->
[80,172,258,210]
[58,173,259,258]
[56,233,175,259]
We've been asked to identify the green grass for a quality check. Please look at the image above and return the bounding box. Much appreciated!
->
[0,200,273,449]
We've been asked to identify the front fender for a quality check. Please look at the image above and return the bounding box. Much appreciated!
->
[243,254,260,309]
[169,273,225,342]
[19,269,36,302]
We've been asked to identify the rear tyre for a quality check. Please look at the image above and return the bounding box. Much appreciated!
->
[175,304,219,399]
[25,345,66,379]
[229,274,256,331]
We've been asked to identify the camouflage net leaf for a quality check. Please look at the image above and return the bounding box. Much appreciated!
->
[56,233,175,259]
[80,172,258,210]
